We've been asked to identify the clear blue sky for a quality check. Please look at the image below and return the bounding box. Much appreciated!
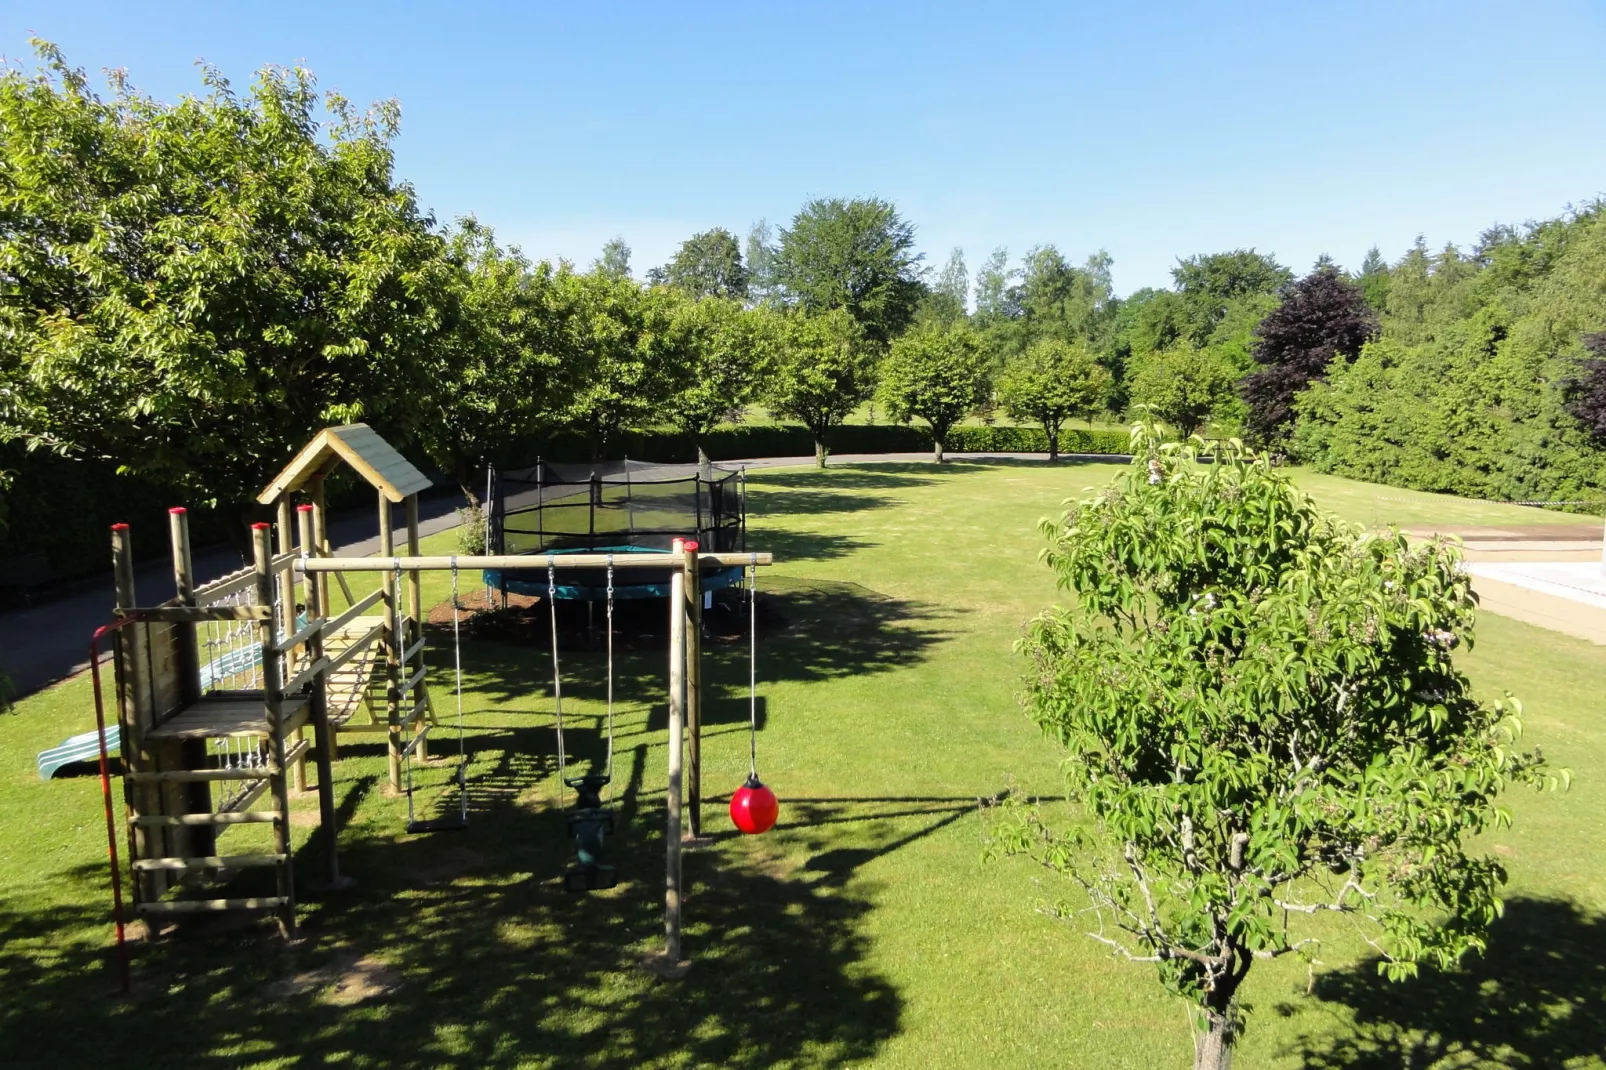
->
[5,1,1604,295]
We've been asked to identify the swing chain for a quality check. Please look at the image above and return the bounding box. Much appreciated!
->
[450,556,468,823]
[605,555,615,783]
[547,557,565,800]
[748,557,759,778]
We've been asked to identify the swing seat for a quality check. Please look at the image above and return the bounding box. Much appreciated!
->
[568,808,615,865]
[564,862,617,893]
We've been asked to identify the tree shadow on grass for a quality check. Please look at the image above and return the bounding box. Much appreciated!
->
[0,731,907,1069]
[749,467,939,492]
[1282,897,1606,1068]
[451,576,954,711]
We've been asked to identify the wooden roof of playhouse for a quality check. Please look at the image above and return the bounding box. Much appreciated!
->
[258,424,433,505]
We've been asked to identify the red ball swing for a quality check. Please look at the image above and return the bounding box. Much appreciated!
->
[730,558,779,834]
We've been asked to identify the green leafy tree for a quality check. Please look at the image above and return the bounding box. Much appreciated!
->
[744,219,780,305]
[0,42,451,526]
[662,227,748,299]
[417,220,562,504]
[997,339,1112,460]
[773,197,924,346]
[593,235,633,279]
[877,323,988,461]
[917,247,969,326]
[665,295,766,458]
[1126,346,1239,436]
[549,270,676,460]
[762,308,874,467]
[996,428,1564,1070]
[1358,245,1390,313]
[1172,249,1292,344]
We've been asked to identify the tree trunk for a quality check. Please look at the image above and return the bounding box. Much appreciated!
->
[453,459,482,509]
[933,438,944,463]
[1046,424,1060,462]
[814,439,828,468]
[1193,1011,1235,1070]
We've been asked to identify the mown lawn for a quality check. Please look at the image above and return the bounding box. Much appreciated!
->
[0,460,1600,1068]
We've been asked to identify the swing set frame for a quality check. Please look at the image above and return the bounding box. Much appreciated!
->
[295,540,774,970]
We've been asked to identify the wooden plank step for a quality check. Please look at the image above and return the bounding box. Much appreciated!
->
[135,896,287,916]
[132,853,286,872]
[130,811,281,827]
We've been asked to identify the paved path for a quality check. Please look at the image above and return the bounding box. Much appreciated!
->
[0,452,1127,700]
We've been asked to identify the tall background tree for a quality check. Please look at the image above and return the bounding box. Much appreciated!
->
[663,296,766,459]
[548,270,676,461]
[1126,346,1238,437]
[997,430,1563,1070]
[876,323,987,461]
[593,235,633,279]
[1240,264,1378,445]
[0,41,451,526]
[762,308,873,467]
[658,227,748,299]
[996,339,1111,460]
[772,197,925,346]
[918,247,969,326]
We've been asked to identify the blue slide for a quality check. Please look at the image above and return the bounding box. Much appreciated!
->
[38,725,122,780]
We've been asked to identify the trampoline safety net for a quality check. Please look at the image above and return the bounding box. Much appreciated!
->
[489,459,747,555]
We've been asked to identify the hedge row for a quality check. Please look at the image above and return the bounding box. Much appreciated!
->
[528,423,1131,464]
[1,423,1131,585]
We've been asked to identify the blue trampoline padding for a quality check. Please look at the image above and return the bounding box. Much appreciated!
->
[484,545,745,601]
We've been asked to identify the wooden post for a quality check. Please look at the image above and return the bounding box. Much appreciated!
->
[112,524,160,901]
[275,497,308,792]
[405,493,426,761]
[254,522,296,937]
[685,545,703,839]
[664,537,687,966]
[380,491,401,791]
[310,474,354,609]
[168,508,214,857]
[299,504,343,887]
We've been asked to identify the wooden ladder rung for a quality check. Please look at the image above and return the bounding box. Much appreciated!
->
[125,739,307,784]
[129,767,270,783]
[132,853,287,872]
[135,896,288,916]
[130,811,281,827]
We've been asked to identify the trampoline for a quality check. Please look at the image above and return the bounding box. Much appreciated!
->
[486,459,748,601]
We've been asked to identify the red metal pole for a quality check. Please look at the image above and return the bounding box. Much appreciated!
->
[89,611,140,996]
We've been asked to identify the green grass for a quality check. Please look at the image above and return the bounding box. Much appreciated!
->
[1,460,1601,1068]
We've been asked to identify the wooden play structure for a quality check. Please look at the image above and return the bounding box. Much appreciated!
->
[90,424,775,988]
[92,427,443,942]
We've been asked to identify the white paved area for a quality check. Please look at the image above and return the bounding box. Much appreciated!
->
[1466,561,1606,610]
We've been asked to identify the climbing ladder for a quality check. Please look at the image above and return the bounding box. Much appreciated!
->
[108,530,311,935]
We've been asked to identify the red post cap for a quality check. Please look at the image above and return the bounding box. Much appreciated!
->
[683,540,699,553]
[251,522,272,530]
[168,507,187,515]
[111,523,130,531]
[297,504,314,512]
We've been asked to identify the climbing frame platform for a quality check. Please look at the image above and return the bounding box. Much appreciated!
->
[146,694,311,741]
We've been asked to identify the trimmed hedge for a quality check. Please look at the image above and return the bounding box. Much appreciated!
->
[523,423,1130,464]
